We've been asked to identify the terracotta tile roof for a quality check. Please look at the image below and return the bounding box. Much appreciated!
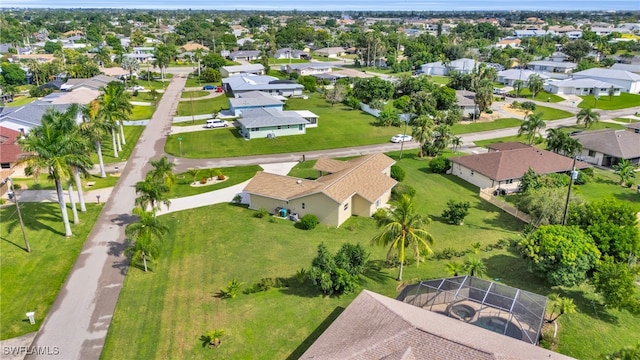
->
[244,153,397,204]
[572,130,640,159]
[451,145,591,181]
[0,126,24,164]
[301,290,575,360]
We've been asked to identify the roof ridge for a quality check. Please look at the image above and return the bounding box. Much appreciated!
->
[317,153,377,190]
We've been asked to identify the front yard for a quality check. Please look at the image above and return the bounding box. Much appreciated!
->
[176,96,229,116]
[579,92,640,110]
[90,126,144,164]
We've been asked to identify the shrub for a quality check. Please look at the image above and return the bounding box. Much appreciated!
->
[429,156,451,174]
[219,278,243,299]
[510,101,520,108]
[295,268,307,284]
[215,169,224,180]
[390,165,406,182]
[373,208,388,221]
[521,101,536,111]
[485,109,493,114]
[391,184,416,200]
[200,177,208,184]
[299,214,318,230]
[232,194,242,204]
[573,171,589,185]
[343,96,361,110]
[442,200,471,225]
[308,243,362,295]
[254,208,269,218]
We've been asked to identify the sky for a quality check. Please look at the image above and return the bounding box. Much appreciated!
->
[1,0,639,11]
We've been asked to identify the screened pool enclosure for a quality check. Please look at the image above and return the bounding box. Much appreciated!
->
[397,276,548,344]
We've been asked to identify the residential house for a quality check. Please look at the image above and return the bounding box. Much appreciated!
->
[514,29,556,38]
[132,46,154,54]
[527,60,576,73]
[222,74,303,98]
[228,50,261,62]
[0,126,24,172]
[592,27,631,36]
[497,69,548,86]
[220,64,265,78]
[228,91,283,116]
[124,53,154,63]
[300,288,574,360]
[40,80,65,91]
[495,38,522,49]
[99,66,130,78]
[284,63,331,76]
[235,108,315,140]
[455,90,478,117]
[0,44,31,55]
[243,153,397,227]
[571,130,640,166]
[449,143,590,192]
[274,48,310,60]
[8,54,55,63]
[421,58,478,76]
[313,47,346,58]
[544,78,622,96]
[180,42,210,52]
[610,63,640,74]
[572,68,640,93]
[0,100,81,134]
[230,24,249,37]
[61,75,120,91]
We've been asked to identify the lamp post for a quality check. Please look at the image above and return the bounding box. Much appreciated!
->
[561,155,578,226]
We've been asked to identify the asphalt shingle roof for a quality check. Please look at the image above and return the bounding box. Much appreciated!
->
[572,129,640,159]
[573,68,640,81]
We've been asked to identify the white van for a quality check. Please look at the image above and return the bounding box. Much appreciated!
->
[204,119,228,128]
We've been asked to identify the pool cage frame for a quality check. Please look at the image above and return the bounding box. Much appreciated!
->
[397,276,548,345]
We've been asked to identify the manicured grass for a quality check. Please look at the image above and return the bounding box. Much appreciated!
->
[534,105,573,120]
[129,105,156,120]
[172,119,209,127]
[511,89,564,103]
[572,168,640,212]
[11,174,119,192]
[167,165,263,198]
[102,154,638,359]
[430,75,450,85]
[4,96,36,107]
[309,54,337,62]
[612,117,639,123]
[166,94,401,158]
[267,58,309,64]
[579,92,640,110]
[181,90,209,98]
[556,122,626,133]
[0,203,103,339]
[452,118,522,134]
[184,76,218,88]
[90,126,144,164]
[474,135,529,148]
[131,92,160,102]
[138,79,170,90]
[176,96,229,116]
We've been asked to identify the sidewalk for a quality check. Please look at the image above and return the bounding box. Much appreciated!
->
[15,187,114,203]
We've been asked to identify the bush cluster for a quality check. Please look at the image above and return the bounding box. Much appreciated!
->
[299,214,318,230]
[390,165,406,182]
[308,243,369,296]
[429,156,451,174]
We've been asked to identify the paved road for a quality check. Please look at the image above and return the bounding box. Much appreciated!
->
[26,76,186,360]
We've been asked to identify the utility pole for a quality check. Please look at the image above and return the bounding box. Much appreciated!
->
[561,156,577,226]
[3,177,30,252]
[399,118,410,160]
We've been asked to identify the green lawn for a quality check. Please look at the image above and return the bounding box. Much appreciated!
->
[172,119,209,127]
[11,173,119,192]
[167,165,263,198]
[181,90,209,98]
[131,92,160,102]
[176,96,229,116]
[534,105,573,120]
[185,76,219,88]
[555,122,626,133]
[512,89,564,103]
[430,75,450,85]
[309,54,337,62]
[573,168,640,212]
[130,105,156,120]
[579,92,640,110]
[137,79,170,90]
[90,126,144,164]
[4,96,36,107]
[612,117,639,123]
[0,203,103,339]
[474,135,531,148]
[266,58,309,65]
[102,154,638,359]
[166,94,402,158]
[452,118,523,134]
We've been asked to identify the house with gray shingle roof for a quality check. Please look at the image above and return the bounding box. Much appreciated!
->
[228,50,260,61]
[544,78,623,96]
[236,107,318,139]
[243,153,397,227]
[220,64,265,78]
[572,129,640,166]
[450,143,591,192]
[228,91,283,116]
[274,48,310,60]
[283,63,331,76]
[222,74,303,98]
[0,101,78,134]
[572,68,640,93]
[62,74,120,91]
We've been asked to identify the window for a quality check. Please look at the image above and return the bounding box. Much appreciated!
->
[250,127,259,131]
[470,171,474,176]
[375,199,381,208]
[588,150,596,157]
[277,126,281,130]
[344,203,349,211]
[302,203,305,209]
[506,179,514,184]
[298,124,303,131]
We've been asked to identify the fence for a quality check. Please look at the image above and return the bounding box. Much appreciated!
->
[479,188,531,224]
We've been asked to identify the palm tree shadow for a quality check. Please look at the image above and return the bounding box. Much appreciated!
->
[0,236,28,251]
[361,260,394,283]
[110,213,139,227]
[3,203,65,236]
[108,241,130,276]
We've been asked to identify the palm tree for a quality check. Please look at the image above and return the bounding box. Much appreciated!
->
[546,294,577,323]
[135,176,170,212]
[80,100,109,178]
[19,118,88,236]
[125,207,168,272]
[120,57,139,87]
[612,159,637,186]
[100,81,133,151]
[450,136,462,154]
[518,112,546,145]
[371,194,435,281]
[463,257,487,278]
[576,108,600,129]
[445,261,464,277]
[546,129,583,156]
[149,156,176,189]
[528,74,544,99]
[474,80,494,113]
[512,79,524,98]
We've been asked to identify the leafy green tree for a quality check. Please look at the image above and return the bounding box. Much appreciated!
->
[326,83,347,107]
[592,256,640,314]
[474,81,494,113]
[200,68,221,83]
[569,199,639,262]
[371,194,435,281]
[352,77,394,103]
[576,107,600,128]
[518,225,600,287]
[441,200,470,225]
[606,343,640,360]
[518,187,582,226]
[463,257,487,278]
[518,112,546,145]
[297,75,317,92]
[612,159,637,186]
[308,243,361,296]
[563,39,592,62]
[445,261,465,276]
[546,294,577,323]
[44,40,62,54]
[375,107,401,127]
[201,53,226,69]
[0,63,27,85]
[518,168,540,193]
[120,57,139,87]
[545,128,583,156]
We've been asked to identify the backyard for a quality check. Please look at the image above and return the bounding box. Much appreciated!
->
[101,153,640,359]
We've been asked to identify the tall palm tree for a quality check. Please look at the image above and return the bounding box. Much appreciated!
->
[80,100,108,178]
[135,176,170,212]
[125,207,168,272]
[100,81,132,150]
[411,115,434,158]
[546,128,583,156]
[576,108,600,129]
[120,57,139,87]
[463,257,487,278]
[149,156,176,189]
[518,112,546,145]
[371,194,435,281]
[19,118,88,236]
[528,74,544,99]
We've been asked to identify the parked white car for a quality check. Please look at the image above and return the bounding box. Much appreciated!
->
[204,119,229,128]
[391,134,412,143]
[129,85,145,91]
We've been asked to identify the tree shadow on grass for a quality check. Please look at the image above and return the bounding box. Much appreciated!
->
[361,259,395,284]
[285,306,345,360]
[3,203,65,236]
[0,235,28,252]
[473,200,526,233]
[613,191,640,203]
[556,288,618,324]
[279,281,321,298]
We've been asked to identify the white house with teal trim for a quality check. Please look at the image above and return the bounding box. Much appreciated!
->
[228,91,283,116]
[237,108,318,140]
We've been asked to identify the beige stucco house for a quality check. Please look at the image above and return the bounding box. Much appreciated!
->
[243,153,397,227]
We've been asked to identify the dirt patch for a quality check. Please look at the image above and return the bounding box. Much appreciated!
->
[501,104,528,118]
[459,112,502,124]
